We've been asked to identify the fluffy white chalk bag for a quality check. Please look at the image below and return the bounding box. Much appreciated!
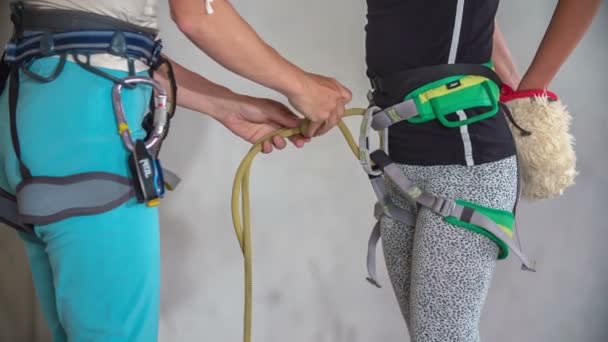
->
[500,85,577,200]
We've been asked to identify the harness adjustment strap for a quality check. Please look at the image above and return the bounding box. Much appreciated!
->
[368,150,536,272]
[0,188,34,234]
[449,205,537,271]
[0,52,8,95]
[370,177,415,224]
[365,200,415,288]
[370,99,419,130]
[365,176,417,287]
[22,53,66,83]
[365,221,382,288]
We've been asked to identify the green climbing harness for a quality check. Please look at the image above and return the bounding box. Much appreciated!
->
[362,62,535,287]
[231,62,536,342]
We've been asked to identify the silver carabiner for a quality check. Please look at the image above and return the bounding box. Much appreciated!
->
[112,76,168,154]
[359,105,383,176]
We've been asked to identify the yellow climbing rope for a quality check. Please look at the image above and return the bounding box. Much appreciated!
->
[231,108,367,342]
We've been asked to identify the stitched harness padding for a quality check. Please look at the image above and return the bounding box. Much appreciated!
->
[16,173,136,226]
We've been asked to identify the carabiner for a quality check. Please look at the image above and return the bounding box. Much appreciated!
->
[112,76,168,155]
[358,105,383,176]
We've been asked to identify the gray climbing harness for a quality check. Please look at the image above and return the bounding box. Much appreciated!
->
[359,66,537,287]
[0,2,180,233]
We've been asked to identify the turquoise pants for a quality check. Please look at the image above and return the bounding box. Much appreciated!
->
[0,57,161,341]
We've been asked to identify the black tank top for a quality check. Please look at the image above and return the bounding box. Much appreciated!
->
[365,0,516,166]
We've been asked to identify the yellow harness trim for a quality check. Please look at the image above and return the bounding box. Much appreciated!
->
[418,75,487,104]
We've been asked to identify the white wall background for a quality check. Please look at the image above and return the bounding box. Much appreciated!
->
[1,1,607,341]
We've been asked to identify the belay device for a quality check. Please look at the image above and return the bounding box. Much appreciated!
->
[129,140,166,206]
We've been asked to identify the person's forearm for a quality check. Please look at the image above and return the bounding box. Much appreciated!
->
[492,21,520,89]
[519,0,602,89]
[154,56,243,121]
[170,0,305,97]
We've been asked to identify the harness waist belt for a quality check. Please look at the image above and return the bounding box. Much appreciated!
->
[14,3,158,37]
[369,63,501,100]
[4,30,162,66]
[369,63,501,129]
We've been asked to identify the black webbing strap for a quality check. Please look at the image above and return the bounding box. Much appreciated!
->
[17,2,157,37]
[0,187,34,234]
[500,102,532,137]
[0,52,9,95]
[8,66,32,179]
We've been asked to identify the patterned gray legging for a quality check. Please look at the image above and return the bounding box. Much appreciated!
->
[380,155,518,342]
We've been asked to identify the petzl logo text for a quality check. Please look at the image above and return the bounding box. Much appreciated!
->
[139,159,153,178]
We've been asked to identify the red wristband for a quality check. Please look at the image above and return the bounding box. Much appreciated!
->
[500,85,559,102]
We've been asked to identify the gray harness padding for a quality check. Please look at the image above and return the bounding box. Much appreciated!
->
[0,169,180,230]
[16,172,135,226]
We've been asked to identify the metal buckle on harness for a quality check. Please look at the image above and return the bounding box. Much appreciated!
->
[429,197,456,217]
[112,76,169,206]
[359,105,383,176]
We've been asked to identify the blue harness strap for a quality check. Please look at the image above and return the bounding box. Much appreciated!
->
[4,30,162,66]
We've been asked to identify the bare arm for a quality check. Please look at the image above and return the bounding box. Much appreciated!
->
[154,56,244,121]
[168,0,351,136]
[169,0,304,97]
[154,56,309,151]
[518,0,602,90]
[492,21,520,89]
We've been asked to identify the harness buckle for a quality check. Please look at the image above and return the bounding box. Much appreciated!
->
[358,105,383,176]
[432,197,456,217]
[369,75,383,93]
